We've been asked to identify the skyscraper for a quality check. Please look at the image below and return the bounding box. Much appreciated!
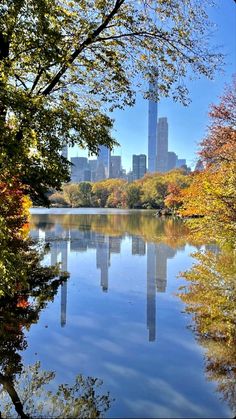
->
[70,157,88,182]
[97,145,111,179]
[110,155,122,178]
[132,154,147,180]
[176,158,186,168]
[156,117,168,172]
[148,80,158,173]
[167,151,177,171]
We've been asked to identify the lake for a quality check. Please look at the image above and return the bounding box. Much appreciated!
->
[2,208,232,418]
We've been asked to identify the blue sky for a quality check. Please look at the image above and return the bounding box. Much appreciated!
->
[70,0,236,172]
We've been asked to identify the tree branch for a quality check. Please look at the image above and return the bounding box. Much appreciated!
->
[30,67,44,94]
[41,0,126,96]
[15,74,28,90]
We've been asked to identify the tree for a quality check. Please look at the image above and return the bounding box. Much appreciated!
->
[105,179,127,208]
[125,183,142,208]
[164,183,183,213]
[199,77,236,167]
[78,182,93,206]
[63,183,81,207]
[179,78,236,246]
[92,181,110,207]
[0,0,223,204]
[140,174,168,209]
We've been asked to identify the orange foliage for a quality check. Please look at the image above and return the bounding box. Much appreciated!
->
[16,296,30,309]
[200,76,236,167]
[0,176,31,239]
[164,183,183,211]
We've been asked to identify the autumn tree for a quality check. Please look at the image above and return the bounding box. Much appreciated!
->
[140,174,168,209]
[179,78,236,246]
[0,0,223,205]
[125,183,142,208]
[177,78,236,416]
[199,77,236,167]
[105,179,127,208]
[63,181,93,207]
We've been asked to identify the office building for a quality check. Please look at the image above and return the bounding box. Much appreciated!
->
[97,145,111,179]
[71,157,88,183]
[95,160,106,181]
[156,117,168,173]
[110,155,122,178]
[132,154,147,180]
[167,151,178,171]
[84,169,91,181]
[176,158,186,168]
[148,78,158,173]
[88,159,98,182]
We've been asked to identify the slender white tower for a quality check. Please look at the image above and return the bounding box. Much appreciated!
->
[148,79,158,173]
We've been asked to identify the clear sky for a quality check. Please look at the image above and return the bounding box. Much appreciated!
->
[70,0,236,172]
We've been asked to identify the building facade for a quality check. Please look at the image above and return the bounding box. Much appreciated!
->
[132,154,147,180]
[71,157,88,183]
[148,80,158,173]
[167,151,177,171]
[156,117,168,173]
[110,155,122,178]
[97,145,111,179]
[176,158,186,168]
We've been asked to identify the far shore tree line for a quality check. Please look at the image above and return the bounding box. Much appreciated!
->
[49,168,191,212]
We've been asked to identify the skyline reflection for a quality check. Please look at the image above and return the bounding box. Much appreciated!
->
[30,220,179,342]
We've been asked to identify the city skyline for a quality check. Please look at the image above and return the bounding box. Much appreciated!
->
[68,1,235,173]
[67,114,189,183]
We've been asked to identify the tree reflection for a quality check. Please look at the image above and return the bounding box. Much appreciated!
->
[178,249,236,416]
[0,237,111,418]
[0,362,111,418]
[30,213,197,249]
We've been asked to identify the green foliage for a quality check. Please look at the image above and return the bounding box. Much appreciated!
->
[125,183,142,208]
[0,0,223,203]
[62,182,93,207]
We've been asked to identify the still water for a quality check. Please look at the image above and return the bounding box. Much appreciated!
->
[3,209,232,418]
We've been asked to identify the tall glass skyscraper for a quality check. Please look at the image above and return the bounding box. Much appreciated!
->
[148,80,158,173]
[156,117,168,172]
[97,145,111,178]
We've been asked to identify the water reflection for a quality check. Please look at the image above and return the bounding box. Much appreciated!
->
[178,248,236,417]
[21,211,232,418]
[30,217,180,343]
[0,361,111,418]
[0,232,111,418]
